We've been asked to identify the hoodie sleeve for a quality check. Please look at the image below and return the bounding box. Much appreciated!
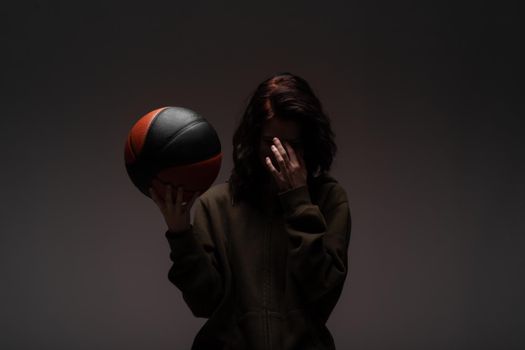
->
[164,196,225,318]
[278,183,351,306]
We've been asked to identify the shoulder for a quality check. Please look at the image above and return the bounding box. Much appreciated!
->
[310,173,349,205]
[198,182,232,208]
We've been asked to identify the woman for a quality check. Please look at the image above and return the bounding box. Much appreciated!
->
[150,72,352,350]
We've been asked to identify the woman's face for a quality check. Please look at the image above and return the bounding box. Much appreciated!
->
[258,117,304,174]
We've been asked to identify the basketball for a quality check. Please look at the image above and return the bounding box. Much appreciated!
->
[124,106,222,203]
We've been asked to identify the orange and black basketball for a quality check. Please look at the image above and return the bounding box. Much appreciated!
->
[124,106,222,203]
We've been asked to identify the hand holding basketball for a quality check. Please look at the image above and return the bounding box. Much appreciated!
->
[149,178,201,234]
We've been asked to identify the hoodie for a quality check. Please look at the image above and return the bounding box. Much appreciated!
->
[164,173,352,349]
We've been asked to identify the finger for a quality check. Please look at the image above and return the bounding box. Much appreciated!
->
[284,142,299,166]
[150,188,167,215]
[149,186,159,204]
[273,139,294,185]
[165,184,174,212]
[149,186,154,198]
[271,144,288,173]
[175,185,184,211]
[298,153,305,169]
[282,143,300,186]
[295,148,305,168]
[150,179,160,199]
[149,187,159,207]
[278,145,294,185]
[265,156,279,177]
[273,137,290,164]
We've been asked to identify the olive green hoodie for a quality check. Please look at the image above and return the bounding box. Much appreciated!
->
[164,173,352,349]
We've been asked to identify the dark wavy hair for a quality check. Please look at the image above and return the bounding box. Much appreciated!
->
[227,72,337,208]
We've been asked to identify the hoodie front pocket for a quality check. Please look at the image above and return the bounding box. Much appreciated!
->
[282,308,324,349]
[225,311,264,350]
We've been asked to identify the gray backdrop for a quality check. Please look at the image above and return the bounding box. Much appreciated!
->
[2,1,523,349]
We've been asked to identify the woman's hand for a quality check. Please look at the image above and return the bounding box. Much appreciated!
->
[149,178,201,234]
[264,137,307,193]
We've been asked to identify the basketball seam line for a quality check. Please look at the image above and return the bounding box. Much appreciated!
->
[160,119,206,153]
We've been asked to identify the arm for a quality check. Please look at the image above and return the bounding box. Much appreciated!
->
[164,197,225,318]
[278,184,351,306]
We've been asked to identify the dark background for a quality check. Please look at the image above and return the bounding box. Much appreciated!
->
[1,1,523,349]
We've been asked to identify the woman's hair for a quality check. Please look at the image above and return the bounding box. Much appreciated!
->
[228,72,337,208]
